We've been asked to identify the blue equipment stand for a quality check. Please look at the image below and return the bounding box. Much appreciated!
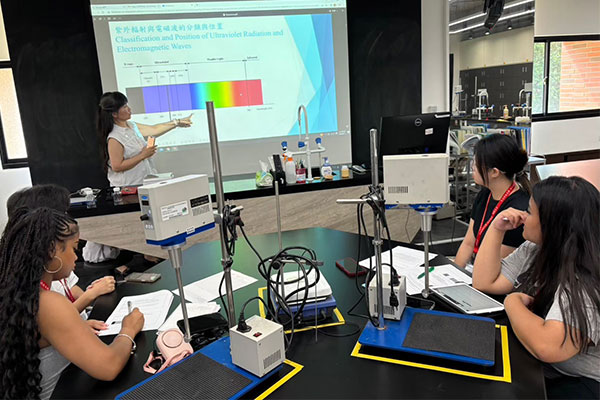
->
[116,337,282,400]
[358,307,496,367]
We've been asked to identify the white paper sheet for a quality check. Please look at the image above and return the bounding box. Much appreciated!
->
[359,246,438,270]
[172,270,258,304]
[99,290,174,336]
[157,302,221,333]
[359,246,471,295]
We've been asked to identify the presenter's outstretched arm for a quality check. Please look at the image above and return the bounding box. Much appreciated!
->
[137,114,193,138]
[472,208,526,294]
[38,291,144,381]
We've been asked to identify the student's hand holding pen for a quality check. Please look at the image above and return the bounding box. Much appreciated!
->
[121,306,144,337]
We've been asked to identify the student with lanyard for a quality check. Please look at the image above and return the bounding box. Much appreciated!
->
[0,208,144,400]
[455,134,531,270]
[6,184,116,331]
[472,176,600,399]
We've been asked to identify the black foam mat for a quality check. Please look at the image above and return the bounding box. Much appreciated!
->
[402,313,495,362]
[119,352,252,400]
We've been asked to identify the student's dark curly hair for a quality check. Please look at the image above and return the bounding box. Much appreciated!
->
[0,207,78,399]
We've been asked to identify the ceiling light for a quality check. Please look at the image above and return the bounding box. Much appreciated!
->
[449,0,534,27]
[450,8,534,34]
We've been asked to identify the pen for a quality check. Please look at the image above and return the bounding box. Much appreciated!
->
[417,267,435,279]
[127,301,132,314]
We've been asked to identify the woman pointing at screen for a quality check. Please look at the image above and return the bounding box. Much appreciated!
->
[97,91,192,187]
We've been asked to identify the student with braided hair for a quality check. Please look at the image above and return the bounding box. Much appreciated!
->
[7,184,116,325]
[0,208,144,399]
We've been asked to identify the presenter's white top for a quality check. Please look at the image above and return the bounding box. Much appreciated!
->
[107,121,157,187]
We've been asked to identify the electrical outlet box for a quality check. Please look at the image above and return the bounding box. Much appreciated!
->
[230,315,285,377]
[368,273,406,321]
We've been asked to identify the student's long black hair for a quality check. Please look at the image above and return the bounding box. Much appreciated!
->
[97,91,128,172]
[521,176,600,353]
[474,133,531,194]
[0,208,79,399]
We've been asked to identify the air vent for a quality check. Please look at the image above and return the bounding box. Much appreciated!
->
[263,350,281,370]
[388,186,409,194]
[192,204,210,216]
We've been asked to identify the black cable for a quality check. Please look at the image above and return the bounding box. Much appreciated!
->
[240,225,325,351]
[218,272,229,326]
[316,322,362,337]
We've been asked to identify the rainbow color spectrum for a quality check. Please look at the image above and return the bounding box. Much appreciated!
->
[126,80,263,113]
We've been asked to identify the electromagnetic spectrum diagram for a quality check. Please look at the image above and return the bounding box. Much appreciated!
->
[108,14,339,147]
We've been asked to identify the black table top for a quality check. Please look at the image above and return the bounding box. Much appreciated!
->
[51,228,545,399]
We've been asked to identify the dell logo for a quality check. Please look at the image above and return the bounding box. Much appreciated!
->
[414,118,422,127]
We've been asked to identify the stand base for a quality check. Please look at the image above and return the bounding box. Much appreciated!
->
[358,307,495,367]
[117,337,283,400]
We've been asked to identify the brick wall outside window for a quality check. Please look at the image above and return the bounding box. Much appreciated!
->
[554,41,600,112]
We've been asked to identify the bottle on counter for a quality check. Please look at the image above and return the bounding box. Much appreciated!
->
[112,187,123,205]
[285,155,297,184]
[321,157,333,180]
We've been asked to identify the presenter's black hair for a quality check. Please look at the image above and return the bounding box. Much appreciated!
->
[474,133,531,194]
[97,91,128,172]
[6,184,70,220]
[521,176,600,353]
[0,208,78,399]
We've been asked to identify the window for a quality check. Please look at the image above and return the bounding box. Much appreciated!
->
[533,35,600,120]
[0,6,27,169]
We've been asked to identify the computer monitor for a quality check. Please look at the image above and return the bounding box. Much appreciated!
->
[379,113,450,157]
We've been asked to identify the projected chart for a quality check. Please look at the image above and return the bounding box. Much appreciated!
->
[126,80,264,113]
[107,13,339,144]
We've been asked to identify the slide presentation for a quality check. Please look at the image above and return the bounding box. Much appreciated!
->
[91,0,352,177]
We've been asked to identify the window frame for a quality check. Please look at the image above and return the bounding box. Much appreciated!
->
[0,60,28,169]
[532,34,600,122]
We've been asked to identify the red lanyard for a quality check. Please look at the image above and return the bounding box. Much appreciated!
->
[473,182,516,254]
[39,280,76,303]
[60,279,76,303]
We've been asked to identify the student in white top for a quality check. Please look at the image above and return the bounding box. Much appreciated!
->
[97,91,192,187]
[473,176,600,398]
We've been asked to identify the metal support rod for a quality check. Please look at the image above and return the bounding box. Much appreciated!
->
[275,179,282,252]
[419,211,435,298]
[167,245,192,342]
[206,101,236,327]
[369,128,385,330]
